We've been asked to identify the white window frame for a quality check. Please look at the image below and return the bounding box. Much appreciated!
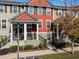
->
[28,6,34,14]
[0,5,5,13]
[46,8,51,16]
[0,19,6,29]
[46,20,51,29]
[38,20,43,29]
[12,6,19,13]
[37,7,43,15]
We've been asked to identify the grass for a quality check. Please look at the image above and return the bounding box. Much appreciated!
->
[39,51,79,59]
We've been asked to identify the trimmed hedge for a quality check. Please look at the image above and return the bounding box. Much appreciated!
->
[24,45,34,50]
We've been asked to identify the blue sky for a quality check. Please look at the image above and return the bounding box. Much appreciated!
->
[6,0,64,6]
[6,0,79,6]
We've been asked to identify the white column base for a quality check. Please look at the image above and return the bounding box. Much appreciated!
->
[37,24,39,40]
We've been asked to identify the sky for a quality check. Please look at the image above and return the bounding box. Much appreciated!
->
[3,0,79,6]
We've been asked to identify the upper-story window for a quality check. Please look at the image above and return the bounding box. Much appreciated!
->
[58,10,62,16]
[12,6,18,13]
[0,5,4,12]
[46,8,51,16]
[37,7,43,15]
[28,6,34,14]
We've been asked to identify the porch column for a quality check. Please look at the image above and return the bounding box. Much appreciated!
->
[37,24,39,40]
[24,24,27,40]
[11,24,13,42]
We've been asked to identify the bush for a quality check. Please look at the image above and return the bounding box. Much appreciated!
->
[24,45,34,50]
[0,36,4,44]
[9,45,17,52]
[39,42,47,49]
[9,45,23,52]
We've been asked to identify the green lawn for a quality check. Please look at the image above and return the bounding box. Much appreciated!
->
[39,51,79,59]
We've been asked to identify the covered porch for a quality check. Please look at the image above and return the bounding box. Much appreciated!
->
[9,12,39,42]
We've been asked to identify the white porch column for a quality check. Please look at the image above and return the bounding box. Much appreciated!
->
[11,24,13,42]
[24,24,27,40]
[37,24,39,40]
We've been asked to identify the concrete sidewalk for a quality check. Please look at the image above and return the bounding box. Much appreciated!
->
[0,47,79,59]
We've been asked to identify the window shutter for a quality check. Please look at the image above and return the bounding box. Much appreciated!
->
[5,5,7,13]
[10,5,12,13]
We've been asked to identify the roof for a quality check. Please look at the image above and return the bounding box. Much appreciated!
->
[26,0,53,7]
[9,11,38,23]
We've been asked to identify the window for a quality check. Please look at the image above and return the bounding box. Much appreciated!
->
[0,20,6,29]
[0,5,4,12]
[46,20,51,28]
[12,6,18,13]
[58,10,62,16]
[0,20,1,28]
[37,7,43,15]
[46,8,51,16]
[28,6,34,14]
[38,20,42,28]
[2,20,6,28]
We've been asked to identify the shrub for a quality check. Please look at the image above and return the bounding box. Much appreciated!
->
[39,42,47,49]
[9,45,17,52]
[9,45,23,52]
[24,45,34,50]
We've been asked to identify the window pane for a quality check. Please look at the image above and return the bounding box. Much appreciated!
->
[38,7,43,15]
[28,6,34,14]
[12,6,18,13]
[46,8,51,15]
[0,20,1,28]
[0,5,4,12]
[2,20,6,28]
[38,21,42,28]
[47,21,51,28]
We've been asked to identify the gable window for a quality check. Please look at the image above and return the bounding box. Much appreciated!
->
[46,8,51,16]
[28,6,34,14]
[46,20,51,28]
[0,5,4,12]
[37,7,43,15]
[38,20,42,28]
[12,6,18,13]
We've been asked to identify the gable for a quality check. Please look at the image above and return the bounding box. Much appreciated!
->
[27,0,53,7]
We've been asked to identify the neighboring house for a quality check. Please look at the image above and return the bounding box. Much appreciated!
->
[0,0,53,43]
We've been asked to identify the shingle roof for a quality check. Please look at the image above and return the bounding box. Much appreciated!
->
[9,11,38,23]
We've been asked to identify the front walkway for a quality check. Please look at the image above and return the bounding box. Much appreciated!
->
[0,47,79,59]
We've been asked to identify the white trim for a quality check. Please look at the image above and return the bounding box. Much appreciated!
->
[11,24,13,42]
[12,6,19,14]
[37,7,43,15]
[24,24,27,40]
[46,20,51,29]
[28,6,34,14]
[37,24,39,40]
[46,8,51,16]
[38,20,43,29]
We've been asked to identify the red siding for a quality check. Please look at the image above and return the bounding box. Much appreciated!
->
[33,14,53,32]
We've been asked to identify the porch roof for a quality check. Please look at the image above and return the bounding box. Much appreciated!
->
[9,12,38,24]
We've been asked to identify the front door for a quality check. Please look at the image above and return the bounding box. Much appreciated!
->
[27,24,32,40]
[13,24,24,40]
